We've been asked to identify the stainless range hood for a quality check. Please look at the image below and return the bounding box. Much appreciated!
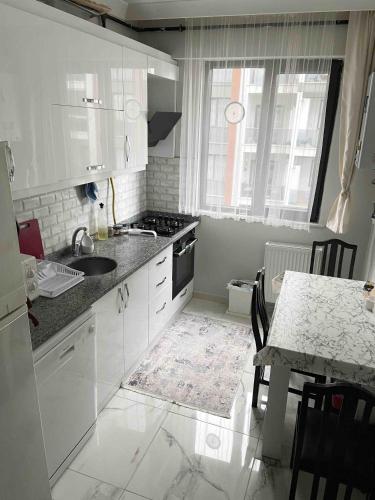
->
[148,111,182,148]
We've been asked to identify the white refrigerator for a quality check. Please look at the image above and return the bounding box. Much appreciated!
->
[0,141,52,499]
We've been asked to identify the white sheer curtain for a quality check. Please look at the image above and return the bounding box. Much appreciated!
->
[179,14,338,229]
[326,11,375,234]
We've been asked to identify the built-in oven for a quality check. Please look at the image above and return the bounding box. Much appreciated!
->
[172,229,197,299]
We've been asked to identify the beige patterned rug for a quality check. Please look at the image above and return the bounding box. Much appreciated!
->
[124,312,252,418]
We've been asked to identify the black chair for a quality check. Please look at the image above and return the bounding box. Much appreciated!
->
[309,239,357,279]
[251,268,325,408]
[290,381,375,500]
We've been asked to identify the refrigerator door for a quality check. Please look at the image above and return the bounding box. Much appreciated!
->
[0,141,26,320]
[0,306,51,500]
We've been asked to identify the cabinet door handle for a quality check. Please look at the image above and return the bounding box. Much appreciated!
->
[180,288,188,298]
[125,135,130,163]
[82,97,102,105]
[118,286,124,313]
[156,302,166,314]
[156,276,167,288]
[5,143,15,183]
[87,164,105,172]
[156,256,167,266]
[59,345,75,359]
[124,283,130,308]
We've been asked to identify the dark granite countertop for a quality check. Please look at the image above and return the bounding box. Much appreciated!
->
[30,217,199,351]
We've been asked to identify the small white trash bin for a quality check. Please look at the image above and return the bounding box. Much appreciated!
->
[226,279,254,317]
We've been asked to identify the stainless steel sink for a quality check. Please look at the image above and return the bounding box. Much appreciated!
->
[69,257,117,276]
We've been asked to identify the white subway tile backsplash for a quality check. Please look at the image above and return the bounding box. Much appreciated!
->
[146,157,180,213]
[14,160,179,254]
[13,171,146,253]
[40,193,56,206]
[33,206,49,219]
[23,196,40,211]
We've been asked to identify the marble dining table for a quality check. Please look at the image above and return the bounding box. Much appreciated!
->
[254,270,375,460]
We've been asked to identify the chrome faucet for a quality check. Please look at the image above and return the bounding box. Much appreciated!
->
[71,227,87,257]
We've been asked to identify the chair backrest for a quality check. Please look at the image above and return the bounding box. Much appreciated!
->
[309,239,357,279]
[251,276,269,352]
[294,382,375,494]
[255,267,269,333]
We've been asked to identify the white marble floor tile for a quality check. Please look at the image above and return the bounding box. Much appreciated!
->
[245,457,313,500]
[185,297,250,327]
[116,387,171,410]
[128,411,258,500]
[120,492,151,500]
[246,456,366,500]
[52,469,124,500]
[69,396,167,489]
[169,371,264,439]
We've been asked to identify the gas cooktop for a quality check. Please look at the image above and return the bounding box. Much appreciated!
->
[130,213,192,237]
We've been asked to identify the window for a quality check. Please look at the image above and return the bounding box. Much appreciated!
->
[201,59,342,223]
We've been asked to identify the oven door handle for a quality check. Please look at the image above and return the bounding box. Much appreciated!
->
[173,238,198,257]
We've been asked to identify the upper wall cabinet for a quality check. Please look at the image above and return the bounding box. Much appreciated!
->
[148,56,179,81]
[0,4,66,194]
[43,24,124,111]
[123,48,148,172]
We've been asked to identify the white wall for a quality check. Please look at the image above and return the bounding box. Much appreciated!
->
[139,26,375,299]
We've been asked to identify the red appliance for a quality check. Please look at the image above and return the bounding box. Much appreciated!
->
[18,219,44,260]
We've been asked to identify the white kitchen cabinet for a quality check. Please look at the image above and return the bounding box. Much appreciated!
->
[0,4,62,196]
[149,283,172,344]
[123,48,148,172]
[51,105,125,180]
[148,56,179,81]
[44,22,123,110]
[148,246,173,298]
[92,284,124,412]
[123,265,149,374]
[35,314,96,482]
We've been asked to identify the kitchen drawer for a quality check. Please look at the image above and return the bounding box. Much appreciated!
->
[148,246,172,299]
[149,283,172,344]
[170,279,194,319]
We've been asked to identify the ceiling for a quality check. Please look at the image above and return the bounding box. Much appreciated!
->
[124,0,375,20]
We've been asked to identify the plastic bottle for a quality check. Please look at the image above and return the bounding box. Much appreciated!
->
[97,202,108,240]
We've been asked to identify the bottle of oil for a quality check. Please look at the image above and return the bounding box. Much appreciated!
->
[97,202,108,240]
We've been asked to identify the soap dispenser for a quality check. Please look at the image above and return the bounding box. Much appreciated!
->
[97,202,108,240]
[81,229,95,254]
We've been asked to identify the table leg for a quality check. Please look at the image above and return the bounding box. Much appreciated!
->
[262,365,290,460]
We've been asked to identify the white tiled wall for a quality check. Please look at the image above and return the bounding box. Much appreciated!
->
[13,171,146,254]
[146,156,179,212]
[13,157,180,255]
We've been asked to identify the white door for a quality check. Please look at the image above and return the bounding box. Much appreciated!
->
[123,266,149,374]
[92,285,124,412]
[123,48,148,172]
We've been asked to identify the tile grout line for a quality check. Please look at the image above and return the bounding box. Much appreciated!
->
[122,408,170,492]
[63,468,125,494]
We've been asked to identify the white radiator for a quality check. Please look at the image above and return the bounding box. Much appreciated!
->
[264,241,322,303]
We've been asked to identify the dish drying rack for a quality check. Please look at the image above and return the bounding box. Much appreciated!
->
[37,261,84,298]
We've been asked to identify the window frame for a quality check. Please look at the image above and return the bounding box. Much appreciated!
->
[199,58,343,224]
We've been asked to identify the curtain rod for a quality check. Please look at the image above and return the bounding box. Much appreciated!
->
[132,19,348,33]
[58,2,348,33]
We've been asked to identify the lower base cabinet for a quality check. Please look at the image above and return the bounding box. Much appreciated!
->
[123,265,149,375]
[92,284,124,412]
[35,314,96,482]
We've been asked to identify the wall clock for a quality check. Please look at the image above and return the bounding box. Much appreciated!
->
[224,101,245,124]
